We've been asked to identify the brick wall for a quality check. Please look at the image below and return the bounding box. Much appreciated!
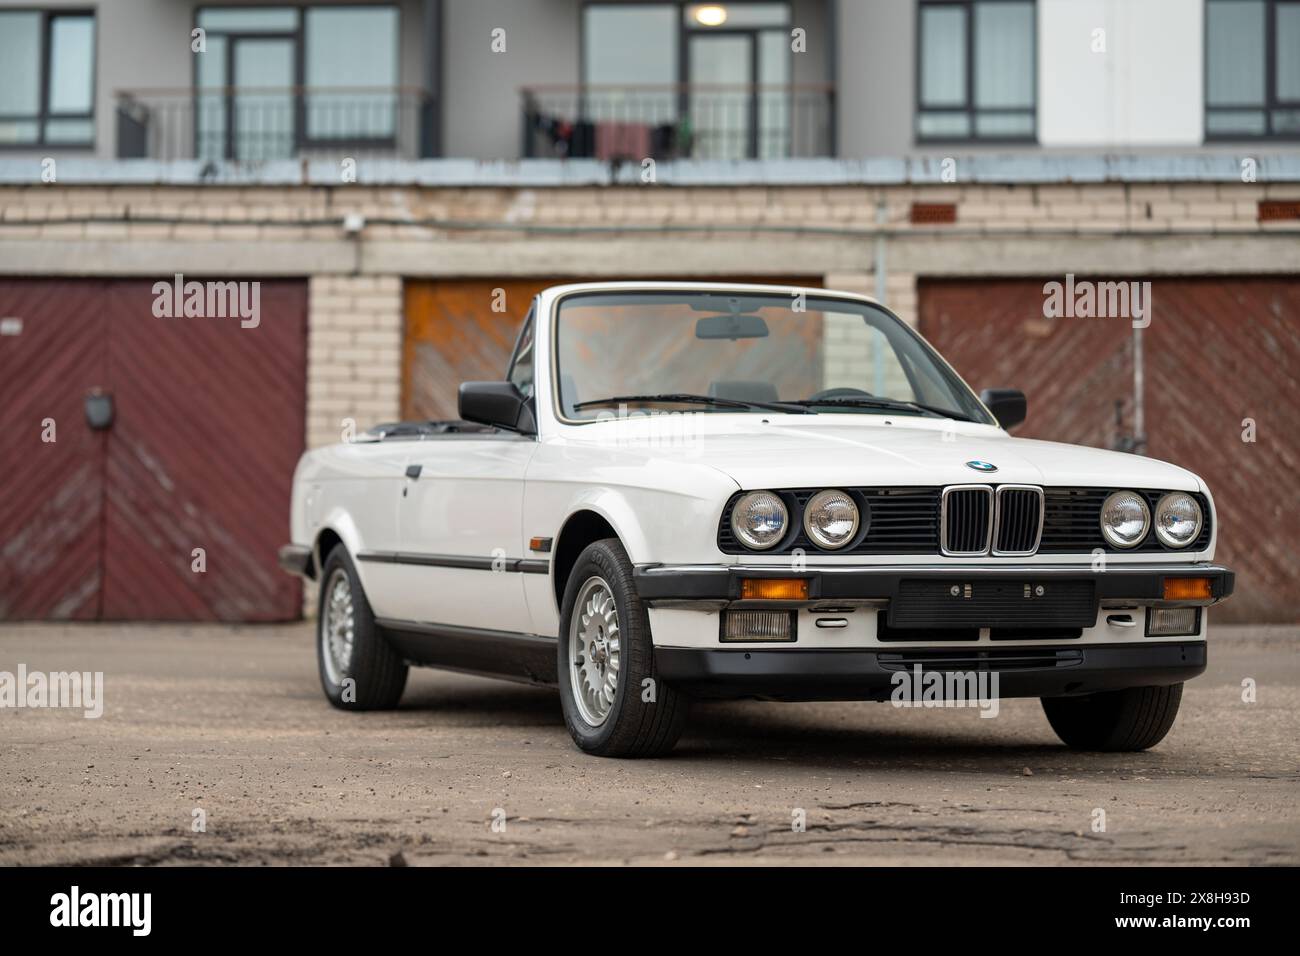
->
[4,182,1296,238]
[306,275,403,449]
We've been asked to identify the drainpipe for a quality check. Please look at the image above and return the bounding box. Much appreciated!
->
[873,198,887,392]
[1133,322,1146,454]
[873,198,887,301]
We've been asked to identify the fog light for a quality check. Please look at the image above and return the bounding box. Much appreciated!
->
[721,610,795,642]
[739,578,809,601]
[1163,577,1212,601]
[1146,607,1201,637]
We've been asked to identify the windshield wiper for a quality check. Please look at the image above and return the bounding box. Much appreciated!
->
[785,397,978,422]
[573,393,815,414]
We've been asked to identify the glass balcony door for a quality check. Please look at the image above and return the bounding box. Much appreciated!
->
[687,27,790,159]
[230,36,296,161]
[195,30,298,162]
[567,3,797,160]
[688,32,754,158]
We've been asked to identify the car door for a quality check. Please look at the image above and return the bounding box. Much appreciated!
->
[382,311,539,633]
[327,440,411,619]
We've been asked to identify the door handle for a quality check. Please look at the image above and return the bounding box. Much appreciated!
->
[405,464,422,480]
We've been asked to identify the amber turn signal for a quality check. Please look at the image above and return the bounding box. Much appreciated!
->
[1162,577,1212,601]
[740,578,810,601]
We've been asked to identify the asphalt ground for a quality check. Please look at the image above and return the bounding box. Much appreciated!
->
[1,622,1296,865]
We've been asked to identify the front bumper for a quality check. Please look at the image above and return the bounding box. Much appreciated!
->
[277,544,314,578]
[639,562,1233,664]
[655,641,1207,701]
[634,562,1236,605]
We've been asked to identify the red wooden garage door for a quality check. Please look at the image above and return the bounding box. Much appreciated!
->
[919,277,1300,623]
[0,282,106,620]
[0,278,306,621]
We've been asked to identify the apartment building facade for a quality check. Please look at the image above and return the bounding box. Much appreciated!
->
[3,0,1297,161]
[1,0,1297,623]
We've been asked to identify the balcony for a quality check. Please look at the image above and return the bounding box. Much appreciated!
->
[522,84,836,161]
[115,87,436,162]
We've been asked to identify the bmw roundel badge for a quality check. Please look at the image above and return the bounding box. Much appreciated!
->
[965,460,998,473]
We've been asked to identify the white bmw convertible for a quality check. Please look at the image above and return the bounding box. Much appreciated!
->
[280,282,1235,757]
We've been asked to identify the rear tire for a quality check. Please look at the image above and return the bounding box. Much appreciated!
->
[317,545,407,710]
[1041,683,1183,751]
[557,538,690,757]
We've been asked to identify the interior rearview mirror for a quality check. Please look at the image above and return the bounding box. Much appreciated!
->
[695,313,769,340]
[459,381,536,434]
[979,388,1027,431]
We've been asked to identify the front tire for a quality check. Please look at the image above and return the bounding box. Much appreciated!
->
[1041,683,1184,751]
[317,545,408,710]
[557,538,690,757]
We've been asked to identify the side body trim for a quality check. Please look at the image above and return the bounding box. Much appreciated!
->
[358,551,550,574]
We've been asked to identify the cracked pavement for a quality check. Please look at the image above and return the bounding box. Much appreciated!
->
[1,622,1296,865]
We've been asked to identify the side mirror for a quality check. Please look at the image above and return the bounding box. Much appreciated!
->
[459,381,536,434]
[979,388,1027,431]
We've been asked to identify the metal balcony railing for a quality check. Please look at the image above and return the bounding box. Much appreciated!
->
[115,87,436,161]
[522,84,836,161]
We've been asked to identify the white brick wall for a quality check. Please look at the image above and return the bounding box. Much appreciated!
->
[306,275,403,449]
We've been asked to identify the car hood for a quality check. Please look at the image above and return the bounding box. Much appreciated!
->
[577,416,1203,491]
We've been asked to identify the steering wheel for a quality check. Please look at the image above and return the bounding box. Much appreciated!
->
[807,387,875,401]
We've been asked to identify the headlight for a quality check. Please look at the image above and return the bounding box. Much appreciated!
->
[1100,490,1150,549]
[803,489,860,549]
[730,491,789,550]
[1154,492,1203,548]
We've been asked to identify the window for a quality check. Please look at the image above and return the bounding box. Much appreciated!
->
[917,0,1036,142]
[1206,0,1300,139]
[0,10,95,147]
[554,291,993,424]
[304,7,399,140]
[580,3,678,149]
[507,308,536,400]
[194,5,399,161]
[584,4,678,88]
[822,314,917,404]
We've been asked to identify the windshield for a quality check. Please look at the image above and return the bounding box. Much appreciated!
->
[554,290,994,424]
